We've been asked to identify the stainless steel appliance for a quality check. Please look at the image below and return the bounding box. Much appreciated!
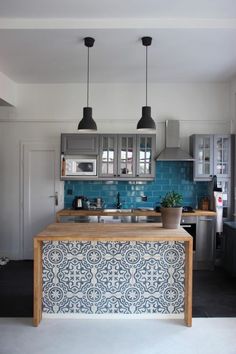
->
[72,196,89,210]
[180,216,196,251]
[64,157,97,176]
[157,120,194,161]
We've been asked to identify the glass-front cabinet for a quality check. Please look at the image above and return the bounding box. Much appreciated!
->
[99,134,156,179]
[190,134,214,180]
[99,135,118,178]
[99,134,136,178]
[117,135,136,178]
[214,135,231,177]
[136,135,156,178]
[190,134,232,181]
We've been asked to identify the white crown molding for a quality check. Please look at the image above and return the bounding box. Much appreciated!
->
[0,18,236,29]
[0,118,231,124]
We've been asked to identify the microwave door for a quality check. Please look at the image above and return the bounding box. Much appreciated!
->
[78,162,93,173]
[65,159,97,176]
[66,160,78,176]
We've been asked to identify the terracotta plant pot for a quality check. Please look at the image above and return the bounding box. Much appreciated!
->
[161,207,182,229]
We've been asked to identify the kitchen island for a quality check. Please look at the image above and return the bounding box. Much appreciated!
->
[34,223,193,327]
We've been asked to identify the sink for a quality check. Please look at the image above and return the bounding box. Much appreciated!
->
[103,209,132,213]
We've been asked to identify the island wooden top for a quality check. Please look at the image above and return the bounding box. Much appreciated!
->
[56,208,216,219]
[34,222,192,242]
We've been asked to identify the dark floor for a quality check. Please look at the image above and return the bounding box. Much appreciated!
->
[0,261,236,317]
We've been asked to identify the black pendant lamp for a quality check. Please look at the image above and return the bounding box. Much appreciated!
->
[137,36,156,131]
[78,37,97,131]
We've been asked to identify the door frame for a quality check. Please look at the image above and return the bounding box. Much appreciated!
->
[20,140,63,259]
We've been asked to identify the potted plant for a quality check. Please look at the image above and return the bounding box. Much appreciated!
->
[160,191,183,229]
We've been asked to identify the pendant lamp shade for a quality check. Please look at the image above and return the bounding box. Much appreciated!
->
[137,37,156,131]
[78,107,97,131]
[78,37,97,131]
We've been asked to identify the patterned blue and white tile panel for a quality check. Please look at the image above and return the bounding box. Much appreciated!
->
[42,241,185,315]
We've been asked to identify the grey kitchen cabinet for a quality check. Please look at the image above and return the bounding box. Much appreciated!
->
[99,134,136,179]
[118,135,136,178]
[99,134,118,178]
[190,134,232,181]
[61,134,98,155]
[99,134,156,180]
[136,135,156,178]
[190,134,214,181]
[195,216,216,270]
[213,135,231,178]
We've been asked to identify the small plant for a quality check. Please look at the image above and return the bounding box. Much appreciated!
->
[160,191,183,208]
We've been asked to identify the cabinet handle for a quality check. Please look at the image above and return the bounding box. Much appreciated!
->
[136,174,139,177]
[117,174,120,177]
[114,174,117,177]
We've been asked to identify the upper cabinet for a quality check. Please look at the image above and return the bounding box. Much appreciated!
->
[60,133,156,180]
[136,135,156,178]
[190,134,231,181]
[61,134,98,155]
[117,135,136,178]
[190,134,214,181]
[99,134,118,178]
[98,134,156,179]
[99,134,136,179]
[213,135,231,178]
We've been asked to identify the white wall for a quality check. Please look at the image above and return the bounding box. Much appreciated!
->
[0,81,233,259]
[0,72,17,106]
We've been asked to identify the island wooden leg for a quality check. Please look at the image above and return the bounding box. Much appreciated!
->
[184,239,193,327]
[33,239,42,327]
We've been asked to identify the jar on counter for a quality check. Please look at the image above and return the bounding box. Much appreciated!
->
[200,197,210,211]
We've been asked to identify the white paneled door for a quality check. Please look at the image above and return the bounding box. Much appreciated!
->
[22,142,62,259]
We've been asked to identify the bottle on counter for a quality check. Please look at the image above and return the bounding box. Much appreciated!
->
[61,155,66,176]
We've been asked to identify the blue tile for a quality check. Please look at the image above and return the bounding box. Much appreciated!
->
[64,162,210,208]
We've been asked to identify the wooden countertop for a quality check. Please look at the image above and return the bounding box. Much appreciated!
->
[34,222,192,242]
[56,208,216,218]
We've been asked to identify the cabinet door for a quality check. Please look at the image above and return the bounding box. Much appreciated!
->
[61,134,98,155]
[99,135,118,178]
[136,135,156,178]
[192,135,214,180]
[214,135,231,177]
[196,217,215,269]
[117,135,136,178]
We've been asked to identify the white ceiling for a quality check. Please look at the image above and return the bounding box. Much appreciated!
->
[0,0,236,83]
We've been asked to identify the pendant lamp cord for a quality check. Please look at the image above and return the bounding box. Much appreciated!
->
[87,46,90,107]
[146,45,148,106]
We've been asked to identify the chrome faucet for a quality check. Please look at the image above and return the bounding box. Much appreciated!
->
[115,192,122,209]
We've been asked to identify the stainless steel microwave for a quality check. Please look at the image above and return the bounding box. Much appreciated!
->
[64,158,97,176]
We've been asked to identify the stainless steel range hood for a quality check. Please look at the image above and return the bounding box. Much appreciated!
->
[157,120,194,161]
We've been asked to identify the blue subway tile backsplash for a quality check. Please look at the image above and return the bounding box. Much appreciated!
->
[64,162,209,209]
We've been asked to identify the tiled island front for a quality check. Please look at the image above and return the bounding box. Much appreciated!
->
[34,223,193,327]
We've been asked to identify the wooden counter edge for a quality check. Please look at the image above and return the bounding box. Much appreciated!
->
[184,237,193,327]
[56,209,216,219]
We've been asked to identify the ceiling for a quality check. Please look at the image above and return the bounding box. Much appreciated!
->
[0,0,236,84]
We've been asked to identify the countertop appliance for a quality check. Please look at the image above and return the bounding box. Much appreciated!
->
[72,196,89,210]
[64,157,97,176]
